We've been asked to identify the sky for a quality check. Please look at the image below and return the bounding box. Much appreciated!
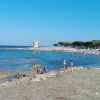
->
[0,0,100,46]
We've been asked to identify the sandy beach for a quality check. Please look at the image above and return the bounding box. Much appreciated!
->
[0,0,100,100]
[0,68,100,100]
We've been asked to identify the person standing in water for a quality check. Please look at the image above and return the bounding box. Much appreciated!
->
[44,66,48,73]
[70,60,73,67]
[63,59,67,69]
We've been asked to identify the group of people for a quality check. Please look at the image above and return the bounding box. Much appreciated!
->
[63,59,73,69]
[38,59,73,74]
[37,66,48,74]
[16,59,73,79]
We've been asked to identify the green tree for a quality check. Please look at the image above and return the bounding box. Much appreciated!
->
[53,44,58,46]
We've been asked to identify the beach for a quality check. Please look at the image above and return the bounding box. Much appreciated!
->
[0,48,100,100]
[0,0,100,99]
[0,68,100,100]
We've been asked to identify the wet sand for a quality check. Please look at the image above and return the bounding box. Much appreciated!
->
[0,71,18,84]
[0,71,18,76]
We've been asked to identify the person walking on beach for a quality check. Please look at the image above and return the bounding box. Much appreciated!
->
[63,59,67,69]
[70,59,73,67]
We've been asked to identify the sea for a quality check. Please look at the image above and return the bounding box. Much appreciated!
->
[0,46,100,72]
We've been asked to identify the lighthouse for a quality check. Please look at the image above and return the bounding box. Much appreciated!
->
[34,41,39,48]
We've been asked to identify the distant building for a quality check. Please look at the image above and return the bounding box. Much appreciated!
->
[34,41,39,48]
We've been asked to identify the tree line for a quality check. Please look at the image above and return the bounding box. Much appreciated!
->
[53,40,100,49]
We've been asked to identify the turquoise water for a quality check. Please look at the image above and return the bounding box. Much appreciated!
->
[0,50,100,72]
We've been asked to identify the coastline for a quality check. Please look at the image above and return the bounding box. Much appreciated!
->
[0,66,99,86]
[0,66,87,84]
[0,47,100,55]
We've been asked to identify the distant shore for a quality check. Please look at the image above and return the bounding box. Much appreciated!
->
[0,47,100,55]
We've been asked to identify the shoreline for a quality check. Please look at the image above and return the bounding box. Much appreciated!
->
[0,66,100,78]
[0,70,18,77]
[0,66,99,85]
[0,66,85,83]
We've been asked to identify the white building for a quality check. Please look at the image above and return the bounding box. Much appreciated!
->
[34,41,39,48]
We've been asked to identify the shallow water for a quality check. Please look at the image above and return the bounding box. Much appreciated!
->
[0,50,100,72]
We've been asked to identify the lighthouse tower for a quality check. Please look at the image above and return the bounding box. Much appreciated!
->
[34,41,39,48]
